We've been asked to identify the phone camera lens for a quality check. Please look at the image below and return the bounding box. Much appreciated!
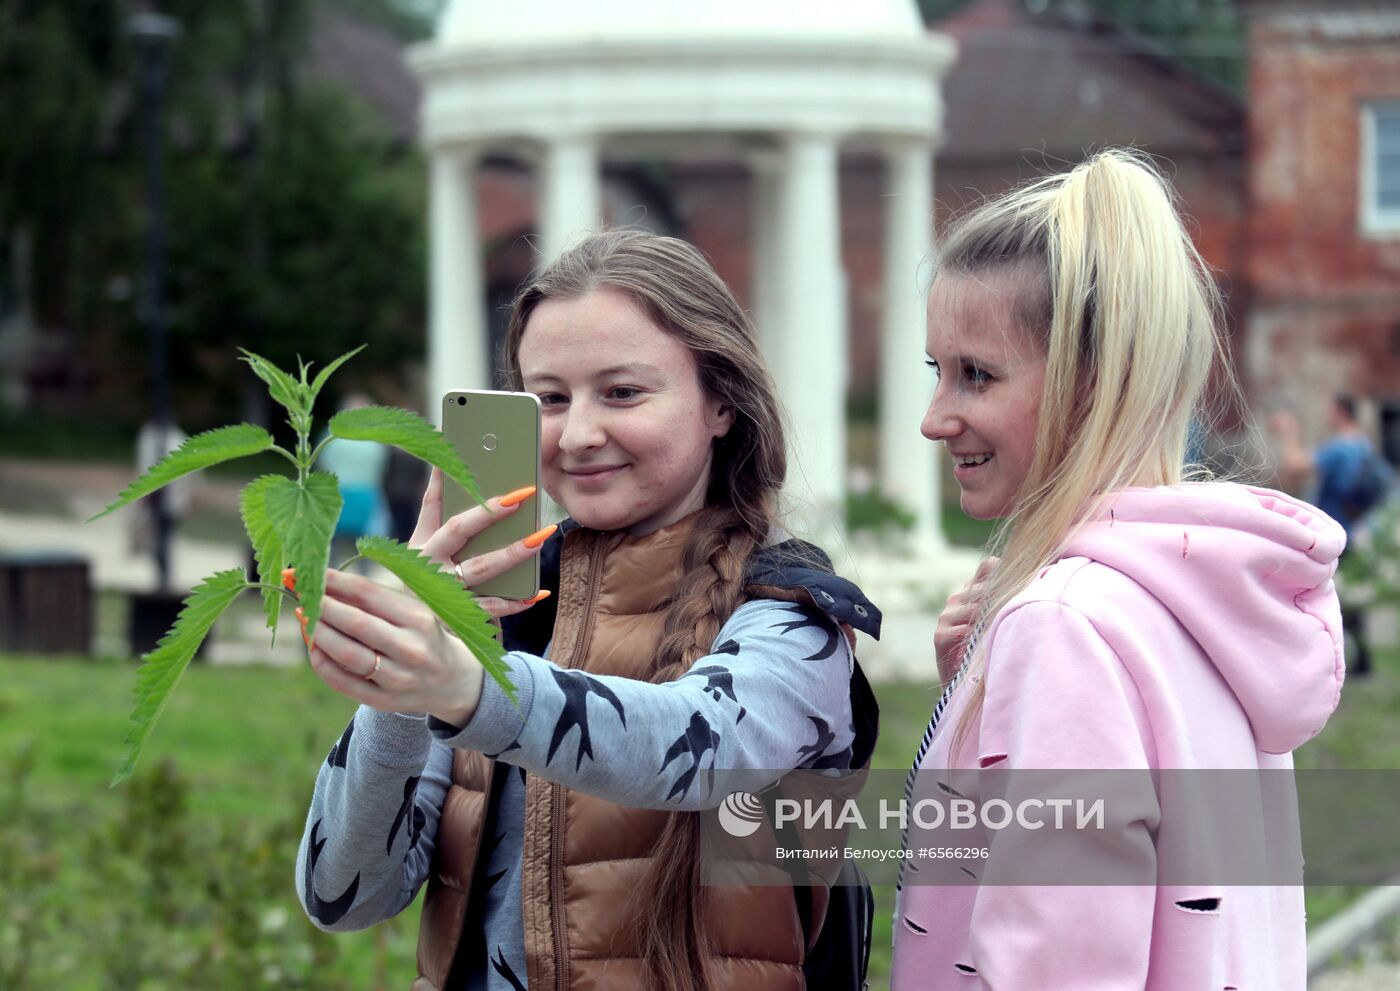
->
[456,396,466,406]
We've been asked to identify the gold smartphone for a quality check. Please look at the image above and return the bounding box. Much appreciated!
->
[441,389,542,600]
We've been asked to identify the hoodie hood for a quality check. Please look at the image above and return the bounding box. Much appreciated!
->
[1060,483,1346,754]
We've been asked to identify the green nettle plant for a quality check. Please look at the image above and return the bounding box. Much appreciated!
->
[89,347,514,786]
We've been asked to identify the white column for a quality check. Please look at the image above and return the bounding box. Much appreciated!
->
[540,134,602,264]
[428,147,487,426]
[776,131,846,545]
[880,139,944,548]
[749,152,784,371]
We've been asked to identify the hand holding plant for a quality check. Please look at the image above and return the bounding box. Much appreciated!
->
[291,469,553,729]
[89,346,528,785]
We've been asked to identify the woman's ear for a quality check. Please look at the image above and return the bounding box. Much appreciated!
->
[707,401,735,440]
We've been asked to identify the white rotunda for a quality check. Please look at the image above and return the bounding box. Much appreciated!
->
[409,0,956,547]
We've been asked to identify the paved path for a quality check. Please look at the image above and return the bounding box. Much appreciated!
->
[0,457,315,665]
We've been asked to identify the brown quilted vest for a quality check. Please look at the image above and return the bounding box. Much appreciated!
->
[412,518,824,991]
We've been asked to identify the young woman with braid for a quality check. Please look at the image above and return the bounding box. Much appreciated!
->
[293,230,881,991]
[892,150,1344,988]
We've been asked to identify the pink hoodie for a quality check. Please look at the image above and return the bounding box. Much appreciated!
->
[890,483,1345,990]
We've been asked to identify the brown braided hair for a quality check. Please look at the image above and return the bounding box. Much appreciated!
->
[502,229,788,991]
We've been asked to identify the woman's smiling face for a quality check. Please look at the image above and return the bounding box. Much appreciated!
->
[921,270,1048,521]
[518,288,732,535]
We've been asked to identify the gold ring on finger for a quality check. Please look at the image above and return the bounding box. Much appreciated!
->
[454,562,467,587]
[366,654,382,682]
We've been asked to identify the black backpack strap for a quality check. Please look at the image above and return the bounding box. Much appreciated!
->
[848,658,880,770]
[782,656,880,990]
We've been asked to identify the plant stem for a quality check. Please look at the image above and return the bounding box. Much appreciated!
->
[294,431,311,484]
[269,445,300,469]
[253,582,300,602]
[308,434,332,467]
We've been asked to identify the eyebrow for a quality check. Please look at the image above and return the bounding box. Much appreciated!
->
[524,362,663,386]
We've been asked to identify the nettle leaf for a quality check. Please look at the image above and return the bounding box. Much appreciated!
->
[265,471,341,639]
[328,405,485,508]
[113,569,250,786]
[356,536,515,702]
[309,344,367,407]
[241,474,295,638]
[238,348,309,424]
[87,424,275,522]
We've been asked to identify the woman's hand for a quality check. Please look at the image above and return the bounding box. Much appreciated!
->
[301,568,488,725]
[295,469,556,726]
[934,556,997,684]
[407,468,552,622]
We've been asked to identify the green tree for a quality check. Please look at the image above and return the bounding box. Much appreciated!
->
[916,0,1245,94]
[0,1,133,333]
[165,85,427,426]
[1,0,428,434]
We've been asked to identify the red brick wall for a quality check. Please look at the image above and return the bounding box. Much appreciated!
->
[1245,10,1400,419]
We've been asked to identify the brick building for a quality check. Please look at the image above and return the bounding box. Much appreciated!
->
[1242,0,1400,460]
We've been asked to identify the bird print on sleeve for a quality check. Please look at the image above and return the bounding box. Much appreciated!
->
[546,667,628,771]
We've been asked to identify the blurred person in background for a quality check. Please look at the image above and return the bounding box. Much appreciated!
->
[1273,397,1390,675]
[131,419,192,560]
[319,392,390,573]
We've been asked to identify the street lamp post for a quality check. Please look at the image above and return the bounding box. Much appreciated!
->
[128,11,179,592]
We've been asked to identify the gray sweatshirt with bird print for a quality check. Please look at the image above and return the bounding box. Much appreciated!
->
[295,595,863,990]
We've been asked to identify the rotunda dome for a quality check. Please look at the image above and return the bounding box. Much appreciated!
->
[438,0,924,47]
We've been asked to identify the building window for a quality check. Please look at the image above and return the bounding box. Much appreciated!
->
[1361,102,1400,235]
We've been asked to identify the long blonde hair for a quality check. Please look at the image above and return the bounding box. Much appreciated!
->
[503,229,787,991]
[941,149,1238,760]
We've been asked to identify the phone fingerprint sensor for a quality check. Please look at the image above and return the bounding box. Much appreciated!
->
[481,433,498,451]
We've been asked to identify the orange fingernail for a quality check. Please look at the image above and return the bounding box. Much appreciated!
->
[523,524,558,549]
[282,567,297,592]
[524,589,552,605]
[498,485,537,508]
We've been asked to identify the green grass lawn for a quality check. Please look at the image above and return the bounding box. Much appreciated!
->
[3,647,1392,989]
[0,654,420,990]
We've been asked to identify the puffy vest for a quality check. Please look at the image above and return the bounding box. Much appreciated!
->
[412,519,824,991]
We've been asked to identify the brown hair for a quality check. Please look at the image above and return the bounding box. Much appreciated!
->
[502,229,788,991]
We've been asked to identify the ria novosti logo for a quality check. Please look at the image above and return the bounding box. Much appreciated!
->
[718,791,765,837]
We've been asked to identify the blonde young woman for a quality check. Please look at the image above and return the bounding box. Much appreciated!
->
[292,230,880,991]
[891,151,1344,989]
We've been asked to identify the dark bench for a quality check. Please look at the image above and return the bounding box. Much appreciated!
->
[0,552,93,655]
